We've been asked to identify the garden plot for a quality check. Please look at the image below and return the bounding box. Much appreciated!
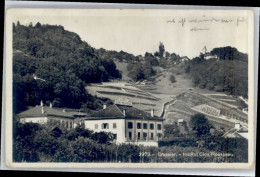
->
[204,94,244,109]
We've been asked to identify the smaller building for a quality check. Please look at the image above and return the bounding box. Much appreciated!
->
[177,119,184,126]
[222,123,248,139]
[204,53,219,60]
[17,103,88,130]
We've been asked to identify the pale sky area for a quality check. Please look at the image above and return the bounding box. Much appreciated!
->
[10,9,252,58]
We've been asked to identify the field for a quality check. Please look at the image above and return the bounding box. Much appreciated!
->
[165,91,247,130]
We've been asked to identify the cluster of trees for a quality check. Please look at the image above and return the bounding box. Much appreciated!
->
[125,42,182,81]
[186,47,248,98]
[13,22,121,113]
[210,46,248,62]
[126,62,156,82]
[95,48,140,63]
[13,121,142,162]
[144,43,182,68]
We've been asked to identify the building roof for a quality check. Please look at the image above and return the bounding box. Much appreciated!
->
[17,106,74,119]
[86,104,163,121]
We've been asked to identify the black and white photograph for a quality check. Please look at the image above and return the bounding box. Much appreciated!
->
[2,5,257,170]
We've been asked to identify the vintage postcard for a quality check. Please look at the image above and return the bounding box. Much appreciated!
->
[3,6,257,171]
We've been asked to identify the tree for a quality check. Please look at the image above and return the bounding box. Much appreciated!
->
[67,125,93,141]
[189,113,213,137]
[13,122,43,162]
[91,131,114,144]
[169,74,176,83]
[35,22,42,28]
[159,42,165,58]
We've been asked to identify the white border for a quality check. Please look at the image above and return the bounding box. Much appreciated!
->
[2,1,258,176]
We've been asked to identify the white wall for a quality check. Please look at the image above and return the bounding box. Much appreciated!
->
[20,116,74,129]
[20,117,48,124]
[126,141,159,147]
[84,119,126,143]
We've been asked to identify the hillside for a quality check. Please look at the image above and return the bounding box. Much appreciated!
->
[13,22,121,113]
[113,61,131,81]
[185,47,248,98]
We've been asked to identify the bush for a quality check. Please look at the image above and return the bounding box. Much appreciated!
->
[169,74,176,83]
[189,113,213,137]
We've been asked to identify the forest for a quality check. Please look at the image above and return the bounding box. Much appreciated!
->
[13,22,121,114]
[185,47,248,98]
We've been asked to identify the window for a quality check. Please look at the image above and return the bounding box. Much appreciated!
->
[143,133,147,140]
[129,132,132,140]
[150,123,154,130]
[62,120,65,127]
[113,134,117,140]
[150,133,154,140]
[113,123,117,129]
[137,132,141,140]
[102,123,109,129]
[70,122,73,129]
[137,123,142,129]
[157,133,162,139]
[95,124,98,129]
[157,124,162,130]
[143,123,147,129]
[128,122,133,129]
[66,121,68,128]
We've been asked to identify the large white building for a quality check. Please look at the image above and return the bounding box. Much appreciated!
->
[84,101,164,146]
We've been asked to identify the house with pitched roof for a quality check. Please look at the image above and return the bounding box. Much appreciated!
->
[84,100,164,146]
[17,101,88,130]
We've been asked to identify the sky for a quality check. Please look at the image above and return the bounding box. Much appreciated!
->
[10,9,252,59]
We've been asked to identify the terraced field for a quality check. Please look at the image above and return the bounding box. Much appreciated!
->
[204,93,247,109]
[165,91,247,130]
[86,82,166,116]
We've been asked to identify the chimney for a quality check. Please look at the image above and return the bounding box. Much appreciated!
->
[103,104,107,109]
[50,102,52,108]
[40,100,43,107]
[151,109,154,117]
[123,109,126,116]
[41,107,45,114]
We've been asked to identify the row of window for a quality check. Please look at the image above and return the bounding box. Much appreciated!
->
[128,132,162,141]
[49,119,73,129]
[95,123,117,129]
[128,122,162,130]
[95,122,162,130]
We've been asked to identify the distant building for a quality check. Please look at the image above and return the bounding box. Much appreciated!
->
[222,123,248,139]
[17,102,88,130]
[204,53,219,60]
[177,119,184,126]
[84,101,164,146]
[201,46,219,60]
[180,56,190,62]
